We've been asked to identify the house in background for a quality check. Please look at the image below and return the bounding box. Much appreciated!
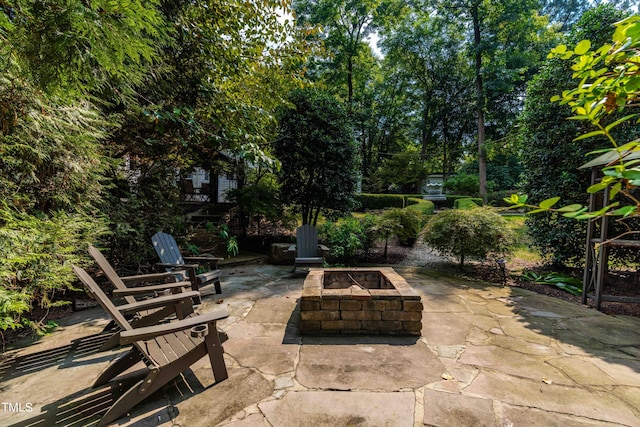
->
[183,167,237,204]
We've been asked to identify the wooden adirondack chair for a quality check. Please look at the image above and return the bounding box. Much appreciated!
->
[73,266,229,427]
[88,245,200,350]
[290,224,329,276]
[152,231,223,295]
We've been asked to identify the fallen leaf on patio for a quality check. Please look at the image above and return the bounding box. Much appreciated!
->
[216,299,224,304]
[441,373,454,380]
[542,377,552,384]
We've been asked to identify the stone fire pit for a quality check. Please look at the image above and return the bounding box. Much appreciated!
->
[299,267,422,336]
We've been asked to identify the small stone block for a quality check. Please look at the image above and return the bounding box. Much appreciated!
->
[404,300,424,312]
[301,310,340,321]
[322,320,344,330]
[381,310,400,320]
[402,321,422,333]
[342,320,361,330]
[300,300,320,311]
[378,320,403,331]
[321,300,340,310]
[340,300,362,311]
[398,311,422,321]
[300,321,321,332]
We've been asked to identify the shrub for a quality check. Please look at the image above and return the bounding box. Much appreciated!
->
[422,207,514,267]
[380,208,422,247]
[355,194,406,210]
[405,198,435,216]
[453,198,479,210]
[0,207,108,333]
[443,174,479,196]
[320,217,366,264]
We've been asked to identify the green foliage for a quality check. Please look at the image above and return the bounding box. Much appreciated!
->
[218,225,239,258]
[0,207,108,331]
[405,198,435,216]
[371,148,430,194]
[379,208,422,246]
[355,194,406,210]
[443,174,480,196]
[275,88,359,225]
[517,5,630,264]
[105,166,184,268]
[454,198,480,210]
[0,287,30,332]
[422,207,515,267]
[520,270,582,296]
[320,217,366,264]
[227,180,285,235]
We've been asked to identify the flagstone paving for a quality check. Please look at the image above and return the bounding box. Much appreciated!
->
[1,263,639,426]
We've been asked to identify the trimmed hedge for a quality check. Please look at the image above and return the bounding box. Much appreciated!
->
[355,193,431,211]
[432,195,484,209]
[406,197,435,216]
[453,198,480,210]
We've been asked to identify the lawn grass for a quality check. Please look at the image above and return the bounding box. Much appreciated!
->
[503,214,542,263]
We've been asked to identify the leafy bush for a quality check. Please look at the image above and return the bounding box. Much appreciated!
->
[405,198,435,216]
[355,194,406,210]
[0,207,108,332]
[422,207,514,267]
[443,174,480,196]
[320,217,366,264]
[454,198,479,210]
[380,208,423,247]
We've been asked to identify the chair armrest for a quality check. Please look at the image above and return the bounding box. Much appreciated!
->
[120,271,180,284]
[184,256,222,268]
[184,256,223,262]
[120,309,229,344]
[115,291,199,315]
[156,262,200,269]
[112,281,190,296]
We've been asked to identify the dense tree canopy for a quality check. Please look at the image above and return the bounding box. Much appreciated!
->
[274,89,359,225]
[518,4,631,265]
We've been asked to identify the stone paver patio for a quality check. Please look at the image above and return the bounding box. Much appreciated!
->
[1,263,639,426]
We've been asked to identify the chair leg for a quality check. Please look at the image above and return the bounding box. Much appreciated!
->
[94,348,143,387]
[99,333,121,352]
[97,379,147,427]
[205,324,228,383]
[214,278,222,294]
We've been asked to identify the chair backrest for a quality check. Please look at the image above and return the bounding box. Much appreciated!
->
[296,224,319,258]
[152,232,188,281]
[152,232,186,265]
[88,245,136,305]
[72,265,133,333]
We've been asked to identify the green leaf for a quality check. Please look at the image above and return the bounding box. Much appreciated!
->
[574,40,591,55]
[574,130,605,141]
[557,204,583,212]
[611,206,636,217]
[621,169,640,180]
[604,114,637,132]
[587,181,609,193]
[540,197,560,209]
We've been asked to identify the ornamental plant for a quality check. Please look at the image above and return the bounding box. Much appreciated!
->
[509,16,640,232]
[422,207,514,267]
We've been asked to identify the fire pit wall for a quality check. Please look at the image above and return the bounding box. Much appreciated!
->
[300,268,422,336]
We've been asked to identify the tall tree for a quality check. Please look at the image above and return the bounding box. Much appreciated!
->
[293,0,403,105]
[382,13,475,175]
[437,0,554,202]
[274,89,358,225]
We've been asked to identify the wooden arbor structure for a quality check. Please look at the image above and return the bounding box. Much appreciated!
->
[581,150,640,310]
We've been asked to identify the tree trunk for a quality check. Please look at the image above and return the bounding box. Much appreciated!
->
[472,2,488,204]
[347,56,354,104]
